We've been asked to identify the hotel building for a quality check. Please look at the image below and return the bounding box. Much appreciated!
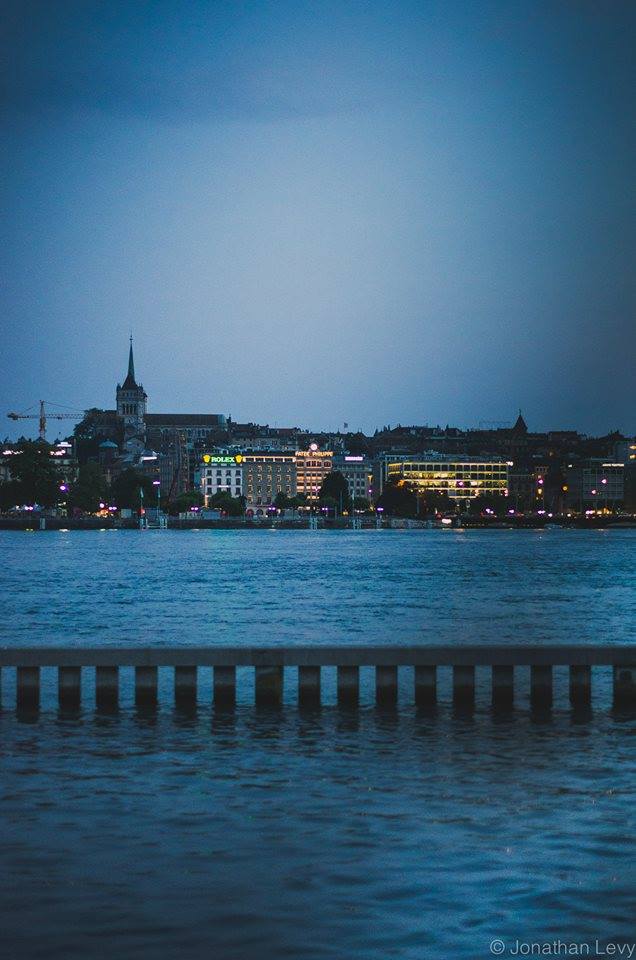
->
[386,456,509,504]
[242,452,297,509]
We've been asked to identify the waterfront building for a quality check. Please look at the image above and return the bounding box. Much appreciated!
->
[199,453,244,505]
[565,460,624,512]
[386,456,509,504]
[332,454,374,505]
[295,445,333,502]
[241,452,296,509]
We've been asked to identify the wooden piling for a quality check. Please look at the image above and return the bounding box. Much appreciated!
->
[58,666,81,711]
[337,665,359,707]
[135,665,158,708]
[17,666,39,711]
[298,666,321,708]
[376,665,398,707]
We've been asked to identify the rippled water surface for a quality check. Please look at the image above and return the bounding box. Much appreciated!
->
[1,527,635,645]
[1,529,635,960]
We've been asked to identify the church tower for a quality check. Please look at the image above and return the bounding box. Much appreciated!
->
[116,337,147,453]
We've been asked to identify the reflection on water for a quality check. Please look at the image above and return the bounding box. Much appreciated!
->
[1,708,635,960]
[2,529,635,958]
[1,528,634,646]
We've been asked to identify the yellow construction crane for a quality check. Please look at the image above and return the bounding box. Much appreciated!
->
[7,400,83,441]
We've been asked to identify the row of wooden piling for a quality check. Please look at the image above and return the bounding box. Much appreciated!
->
[4,662,636,711]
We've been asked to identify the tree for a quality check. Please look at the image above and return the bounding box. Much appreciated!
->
[167,490,204,516]
[110,469,156,509]
[6,440,63,507]
[73,408,120,463]
[206,491,245,517]
[376,477,417,517]
[318,471,351,512]
[0,479,22,512]
[350,496,371,512]
[68,462,107,513]
[421,491,455,515]
[465,493,509,516]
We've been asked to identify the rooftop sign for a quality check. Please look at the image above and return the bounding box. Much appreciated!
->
[202,454,244,464]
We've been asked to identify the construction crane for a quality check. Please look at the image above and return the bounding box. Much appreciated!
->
[7,400,83,441]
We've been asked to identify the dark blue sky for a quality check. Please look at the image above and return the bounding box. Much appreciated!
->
[2,0,635,439]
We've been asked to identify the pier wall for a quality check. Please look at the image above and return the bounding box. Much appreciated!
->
[1,645,634,713]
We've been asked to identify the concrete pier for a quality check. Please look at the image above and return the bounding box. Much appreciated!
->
[569,665,592,708]
[255,665,283,707]
[492,665,514,711]
[298,666,321,708]
[174,666,197,709]
[58,666,81,711]
[0,646,634,713]
[531,665,553,710]
[96,666,118,711]
[135,665,158,708]
[414,665,436,709]
[213,665,236,708]
[613,665,636,709]
[337,665,359,707]
[17,666,39,711]
[453,665,475,710]
[376,665,398,707]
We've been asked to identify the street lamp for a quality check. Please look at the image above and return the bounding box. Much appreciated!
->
[152,479,161,518]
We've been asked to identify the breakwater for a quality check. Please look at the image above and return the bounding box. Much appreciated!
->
[2,645,634,712]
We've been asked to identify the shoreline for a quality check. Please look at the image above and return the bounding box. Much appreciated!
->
[1,518,635,531]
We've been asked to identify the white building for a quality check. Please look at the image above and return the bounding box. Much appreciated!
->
[199,453,244,505]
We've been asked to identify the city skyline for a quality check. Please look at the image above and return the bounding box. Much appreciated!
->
[1,334,633,443]
[3,1,636,439]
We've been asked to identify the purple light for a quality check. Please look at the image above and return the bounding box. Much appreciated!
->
[99,502,105,509]
[59,484,68,492]
[601,478,608,485]
[152,480,160,486]
[376,507,384,513]
[508,509,515,514]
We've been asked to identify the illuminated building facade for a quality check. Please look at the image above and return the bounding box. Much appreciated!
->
[295,445,333,502]
[386,457,509,503]
[200,454,244,505]
[242,452,296,508]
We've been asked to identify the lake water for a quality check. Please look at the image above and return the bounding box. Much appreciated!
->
[1,529,635,959]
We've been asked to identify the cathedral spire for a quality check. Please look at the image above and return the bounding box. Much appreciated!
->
[128,335,135,382]
[121,336,138,389]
